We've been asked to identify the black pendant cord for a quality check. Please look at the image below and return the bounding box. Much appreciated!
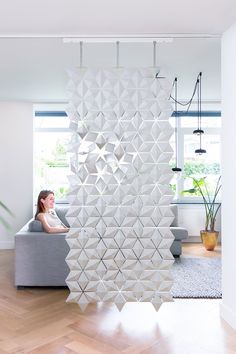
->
[169,73,200,111]
[199,72,204,133]
[194,72,206,154]
[199,73,201,130]
[172,78,182,172]
[198,79,200,130]
[193,79,200,134]
[193,73,204,135]
[169,72,207,161]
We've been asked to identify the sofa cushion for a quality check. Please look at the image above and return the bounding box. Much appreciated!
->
[28,220,43,232]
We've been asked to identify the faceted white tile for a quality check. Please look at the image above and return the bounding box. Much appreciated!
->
[66,68,174,312]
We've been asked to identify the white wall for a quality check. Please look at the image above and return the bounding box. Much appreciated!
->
[221,22,236,330]
[0,38,220,102]
[0,100,220,248]
[0,102,33,249]
[178,204,221,242]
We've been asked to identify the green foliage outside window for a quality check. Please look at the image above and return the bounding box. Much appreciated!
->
[183,162,220,177]
[170,162,221,198]
[44,141,69,168]
[54,186,69,200]
[35,136,70,201]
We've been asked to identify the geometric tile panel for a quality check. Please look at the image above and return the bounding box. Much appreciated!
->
[66,68,174,312]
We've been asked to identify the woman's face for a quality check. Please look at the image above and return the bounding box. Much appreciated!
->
[41,193,55,210]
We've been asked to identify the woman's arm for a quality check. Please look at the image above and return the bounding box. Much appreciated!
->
[36,213,69,234]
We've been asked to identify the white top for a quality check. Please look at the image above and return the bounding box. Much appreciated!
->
[43,210,65,228]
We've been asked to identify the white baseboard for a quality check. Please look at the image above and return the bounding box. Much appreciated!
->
[220,302,236,330]
[183,236,222,244]
[183,236,201,243]
[0,241,14,249]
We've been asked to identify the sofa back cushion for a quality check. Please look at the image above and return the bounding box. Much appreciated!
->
[28,220,44,232]
[170,204,178,227]
[55,207,70,227]
[28,206,70,232]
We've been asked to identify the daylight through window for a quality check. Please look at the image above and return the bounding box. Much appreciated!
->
[34,105,70,202]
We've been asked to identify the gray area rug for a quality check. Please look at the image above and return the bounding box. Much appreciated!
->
[171,257,222,298]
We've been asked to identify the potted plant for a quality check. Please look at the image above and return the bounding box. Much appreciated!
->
[182,176,221,251]
[0,200,13,230]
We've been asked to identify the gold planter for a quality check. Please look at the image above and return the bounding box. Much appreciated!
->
[200,230,219,251]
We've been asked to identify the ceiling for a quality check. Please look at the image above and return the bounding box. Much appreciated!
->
[0,0,235,36]
[0,0,233,101]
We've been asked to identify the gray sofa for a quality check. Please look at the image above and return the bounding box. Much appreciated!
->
[15,207,70,287]
[170,204,188,256]
[15,205,188,287]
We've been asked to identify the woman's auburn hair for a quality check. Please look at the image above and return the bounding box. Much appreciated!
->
[35,190,54,219]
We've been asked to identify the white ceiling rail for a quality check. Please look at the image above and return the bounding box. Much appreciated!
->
[62,33,220,43]
[63,36,173,43]
[0,33,220,41]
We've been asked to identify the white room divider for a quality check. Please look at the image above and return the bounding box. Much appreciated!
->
[66,67,174,311]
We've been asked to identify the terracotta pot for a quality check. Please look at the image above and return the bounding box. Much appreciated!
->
[200,230,219,251]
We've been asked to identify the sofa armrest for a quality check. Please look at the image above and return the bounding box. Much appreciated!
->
[15,230,69,286]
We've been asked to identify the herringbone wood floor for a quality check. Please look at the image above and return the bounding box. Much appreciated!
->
[0,244,235,354]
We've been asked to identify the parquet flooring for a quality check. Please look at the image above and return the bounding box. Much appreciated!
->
[0,244,235,354]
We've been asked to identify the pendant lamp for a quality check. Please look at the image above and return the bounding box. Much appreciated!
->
[193,72,206,154]
[172,78,182,172]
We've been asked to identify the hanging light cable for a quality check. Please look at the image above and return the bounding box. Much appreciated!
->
[169,72,207,156]
[193,72,204,135]
[194,72,206,154]
[172,78,182,172]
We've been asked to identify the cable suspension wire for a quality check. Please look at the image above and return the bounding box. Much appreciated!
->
[79,41,83,67]
[194,72,206,154]
[198,78,200,130]
[199,72,202,131]
[116,41,120,68]
[172,78,182,172]
[193,72,204,135]
[153,41,157,67]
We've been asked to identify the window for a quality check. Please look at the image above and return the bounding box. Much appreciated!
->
[34,104,70,203]
[170,109,221,202]
[34,105,221,204]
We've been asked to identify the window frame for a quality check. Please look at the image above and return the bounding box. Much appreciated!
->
[33,104,70,204]
[171,110,221,204]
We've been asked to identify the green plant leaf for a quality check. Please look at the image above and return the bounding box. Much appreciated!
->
[0,200,14,231]
[0,215,11,230]
[181,176,221,231]
[181,188,197,195]
[0,201,14,217]
[193,177,205,188]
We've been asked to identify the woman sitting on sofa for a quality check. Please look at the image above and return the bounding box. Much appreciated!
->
[35,190,69,233]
